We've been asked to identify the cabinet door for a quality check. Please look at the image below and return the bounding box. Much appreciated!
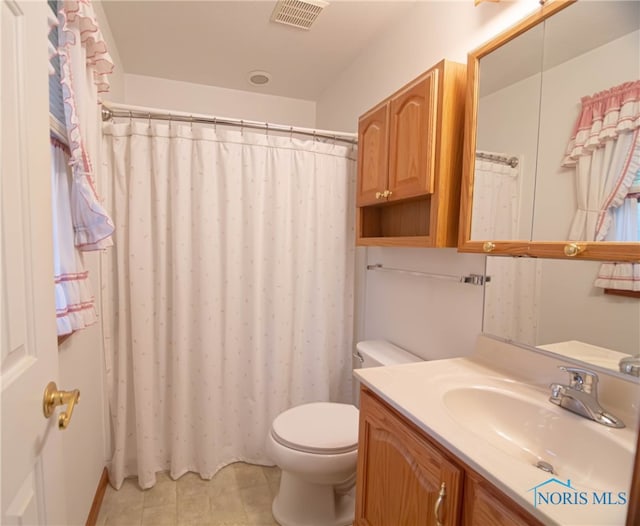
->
[357,102,389,207]
[388,69,438,201]
[463,472,544,526]
[356,389,462,526]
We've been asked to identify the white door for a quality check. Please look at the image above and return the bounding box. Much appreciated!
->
[1,1,67,524]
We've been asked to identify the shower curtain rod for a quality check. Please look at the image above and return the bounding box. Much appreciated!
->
[475,151,519,168]
[100,102,358,145]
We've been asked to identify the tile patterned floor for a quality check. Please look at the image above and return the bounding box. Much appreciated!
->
[96,462,281,526]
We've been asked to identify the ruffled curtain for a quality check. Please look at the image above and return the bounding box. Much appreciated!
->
[56,0,115,250]
[51,140,98,335]
[48,0,115,334]
[562,80,640,291]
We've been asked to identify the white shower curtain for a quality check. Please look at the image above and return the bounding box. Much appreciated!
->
[472,154,540,344]
[101,121,356,489]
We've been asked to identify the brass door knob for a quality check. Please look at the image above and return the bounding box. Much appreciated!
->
[483,241,496,253]
[43,381,80,430]
[564,243,585,257]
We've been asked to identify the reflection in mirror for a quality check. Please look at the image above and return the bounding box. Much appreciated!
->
[535,1,640,243]
[483,256,640,377]
[471,0,640,243]
[472,23,544,241]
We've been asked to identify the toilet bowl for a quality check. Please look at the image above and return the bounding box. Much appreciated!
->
[267,402,358,526]
[267,340,423,526]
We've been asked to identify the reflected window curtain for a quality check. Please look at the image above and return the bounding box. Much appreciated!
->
[56,0,115,250]
[472,153,539,344]
[102,122,356,489]
[596,176,640,291]
[562,81,640,291]
[51,140,97,335]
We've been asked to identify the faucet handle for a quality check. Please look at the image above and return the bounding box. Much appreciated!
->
[619,355,640,377]
[558,366,599,394]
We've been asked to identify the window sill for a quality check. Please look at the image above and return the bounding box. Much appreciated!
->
[604,289,640,299]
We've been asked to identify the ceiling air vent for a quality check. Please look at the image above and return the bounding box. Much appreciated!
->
[270,0,328,30]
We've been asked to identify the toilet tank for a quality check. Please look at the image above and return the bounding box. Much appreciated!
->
[353,340,422,406]
[355,340,422,368]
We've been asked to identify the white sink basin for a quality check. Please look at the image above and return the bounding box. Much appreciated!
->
[443,384,633,492]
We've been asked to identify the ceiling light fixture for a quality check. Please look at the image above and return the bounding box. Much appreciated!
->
[248,71,272,87]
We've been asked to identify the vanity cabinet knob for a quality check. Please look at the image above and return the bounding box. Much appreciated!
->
[564,243,585,257]
[434,481,446,526]
[482,241,495,253]
[375,191,382,200]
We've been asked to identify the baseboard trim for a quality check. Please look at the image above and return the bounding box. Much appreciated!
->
[85,467,109,526]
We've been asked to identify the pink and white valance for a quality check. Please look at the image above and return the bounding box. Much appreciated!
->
[59,0,114,93]
[57,0,115,250]
[562,80,640,167]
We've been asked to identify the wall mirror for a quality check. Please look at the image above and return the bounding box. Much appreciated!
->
[483,256,640,380]
[459,0,640,261]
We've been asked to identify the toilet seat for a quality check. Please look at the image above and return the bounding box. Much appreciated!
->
[271,402,359,455]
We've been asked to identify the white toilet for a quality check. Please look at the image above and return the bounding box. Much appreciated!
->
[266,340,423,526]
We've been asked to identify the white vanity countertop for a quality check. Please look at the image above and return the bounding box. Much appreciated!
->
[354,358,636,526]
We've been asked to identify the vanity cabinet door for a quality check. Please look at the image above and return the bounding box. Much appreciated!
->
[462,471,544,526]
[355,389,463,526]
[388,69,438,201]
[357,102,389,207]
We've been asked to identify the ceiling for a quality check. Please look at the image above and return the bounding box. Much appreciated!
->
[101,0,416,101]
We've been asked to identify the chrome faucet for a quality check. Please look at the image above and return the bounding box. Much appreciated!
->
[619,355,640,377]
[549,366,624,428]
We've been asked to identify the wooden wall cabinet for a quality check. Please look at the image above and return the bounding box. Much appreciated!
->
[356,60,466,247]
[356,388,544,526]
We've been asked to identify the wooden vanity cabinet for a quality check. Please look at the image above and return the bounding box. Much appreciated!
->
[463,471,544,526]
[356,388,544,526]
[356,388,463,525]
[356,60,466,247]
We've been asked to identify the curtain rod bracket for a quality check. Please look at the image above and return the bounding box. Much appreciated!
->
[101,107,113,121]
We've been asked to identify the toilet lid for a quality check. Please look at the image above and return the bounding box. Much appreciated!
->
[271,402,359,455]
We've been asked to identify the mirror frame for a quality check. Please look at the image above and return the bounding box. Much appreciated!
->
[458,0,640,262]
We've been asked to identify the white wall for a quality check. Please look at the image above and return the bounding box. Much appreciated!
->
[56,3,125,525]
[124,74,317,128]
[316,2,542,133]
[316,2,543,360]
[536,259,640,355]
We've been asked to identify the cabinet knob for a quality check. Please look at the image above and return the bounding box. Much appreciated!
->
[375,192,382,199]
[482,241,495,253]
[434,481,446,526]
[564,243,585,257]
[383,190,393,198]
